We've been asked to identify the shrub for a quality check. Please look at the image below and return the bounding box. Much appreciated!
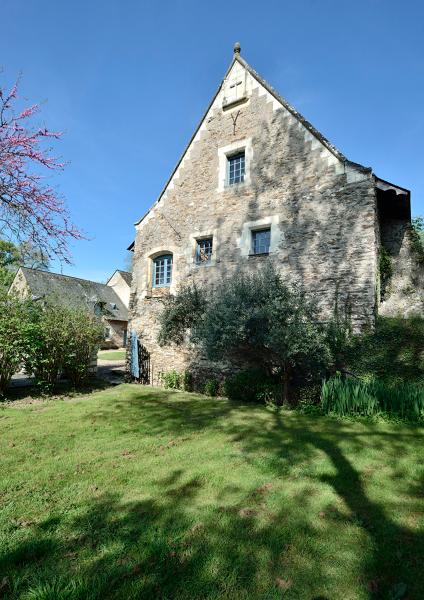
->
[347,316,424,384]
[0,292,38,396]
[321,375,424,420]
[410,216,424,264]
[62,310,104,387]
[203,379,219,397]
[158,265,330,403]
[24,303,103,390]
[224,369,280,404]
[379,246,393,300]
[181,370,193,392]
[161,370,181,390]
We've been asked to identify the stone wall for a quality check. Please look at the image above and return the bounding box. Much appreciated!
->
[379,220,424,317]
[103,319,127,349]
[129,66,379,382]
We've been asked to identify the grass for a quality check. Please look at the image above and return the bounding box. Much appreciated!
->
[97,350,126,361]
[0,385,423,599]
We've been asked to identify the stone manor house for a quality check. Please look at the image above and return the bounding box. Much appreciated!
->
[128,44,419,384]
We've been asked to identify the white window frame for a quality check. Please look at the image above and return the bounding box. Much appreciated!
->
[188,230,218,267]
[217,138,253,192]
[238,215,283,257]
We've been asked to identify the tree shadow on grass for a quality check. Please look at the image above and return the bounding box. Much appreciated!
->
[1,474,335,599]
[2,388,423,598]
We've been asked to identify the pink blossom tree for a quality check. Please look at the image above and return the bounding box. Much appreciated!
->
[0,77,82,263]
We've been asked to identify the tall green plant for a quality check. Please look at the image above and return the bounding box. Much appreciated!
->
[0,291,38,396]
[24,303,103,390]
[322,375,424,420]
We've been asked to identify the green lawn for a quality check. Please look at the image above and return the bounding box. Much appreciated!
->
[1,385,423,599]
[97,350,126,361]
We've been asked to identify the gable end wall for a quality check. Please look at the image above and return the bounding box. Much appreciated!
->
[130,68,378,382]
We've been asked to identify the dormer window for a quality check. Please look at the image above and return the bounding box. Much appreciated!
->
[223,71,247,108]
[228,152,245,185]
[152,254,173,288]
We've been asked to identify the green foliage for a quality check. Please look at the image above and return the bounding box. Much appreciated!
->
[160,370,182,390]
[62,310,104,387]
[0,291,38,396]
[23,303,103,390]
[410,216,424,263]
[181,370,193,392]
[347,316,424,384]
[1,385,423,598]
[158,284,206,346]
[322,375,424,420]
[379,246,393,299]
[224,369,280,404]
[159,266,330,402]
[203,378,219,397]
[325,295,353,373]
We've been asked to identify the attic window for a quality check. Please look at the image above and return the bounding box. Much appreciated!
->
[110,302,117,310]
[223,74,247,108]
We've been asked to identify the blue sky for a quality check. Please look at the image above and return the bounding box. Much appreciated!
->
[1,0,423,281]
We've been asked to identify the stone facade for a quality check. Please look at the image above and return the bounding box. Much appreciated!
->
[129,48,412,383]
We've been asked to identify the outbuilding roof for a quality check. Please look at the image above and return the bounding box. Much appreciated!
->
[17,267,128,322]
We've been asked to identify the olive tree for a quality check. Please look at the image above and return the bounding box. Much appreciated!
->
[158,266,330,402]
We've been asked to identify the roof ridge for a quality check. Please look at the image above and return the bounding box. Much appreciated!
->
[20,266,109,287]
[133,49,371,228]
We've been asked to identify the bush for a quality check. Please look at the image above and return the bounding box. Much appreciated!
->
[0,292,38,396]
[224,369,280,404]
[161,370,181,390]
[181,370,193,392]
[203,379,219,397]
[321,375,424,420]
[24,303,103,390]
[347,316,424,384]
[62,310,104,387]
[158,265,330,403]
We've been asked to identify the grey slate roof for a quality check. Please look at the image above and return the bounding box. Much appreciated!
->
[116,270,132,286]
[20,267,128,321]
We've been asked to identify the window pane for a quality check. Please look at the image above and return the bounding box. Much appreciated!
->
[153,255,173,287]
[252,229,271,254]
[228,152,245,185]
[196,238,213,263]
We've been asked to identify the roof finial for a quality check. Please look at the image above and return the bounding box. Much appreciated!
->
[233,41,241,55]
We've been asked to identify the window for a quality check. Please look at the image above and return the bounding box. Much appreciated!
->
[153,254,173,287]
[228,152,245,185]
[104,326,111,340]
[196,238,213,264]
[252,228,271,255]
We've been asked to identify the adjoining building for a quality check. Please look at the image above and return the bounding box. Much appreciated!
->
[9,267,132,349]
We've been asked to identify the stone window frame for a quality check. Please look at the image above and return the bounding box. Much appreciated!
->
[146,247,178,294]
[152,254,173,288]
[238,215,283,258]
[217,138,253,192]
[188,229,218,267]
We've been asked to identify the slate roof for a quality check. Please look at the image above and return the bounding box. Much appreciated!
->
[19,267,128,322]
[112,270,132,286]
